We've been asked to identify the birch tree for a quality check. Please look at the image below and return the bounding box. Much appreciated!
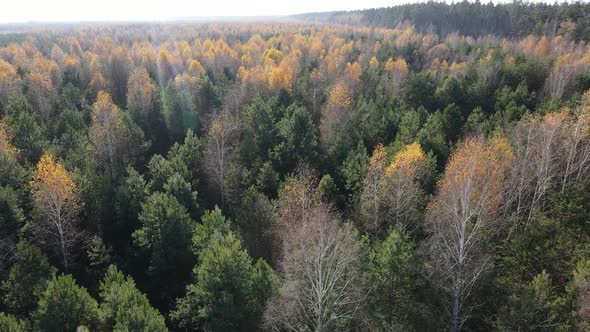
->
[31,153,82,270]
[424,137,512,331]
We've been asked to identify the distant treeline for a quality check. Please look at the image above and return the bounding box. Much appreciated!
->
[293,1,590,40]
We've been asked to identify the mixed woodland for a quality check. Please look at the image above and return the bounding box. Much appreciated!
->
[1,2,590,331]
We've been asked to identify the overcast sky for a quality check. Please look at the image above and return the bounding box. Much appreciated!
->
[0,0,419,23]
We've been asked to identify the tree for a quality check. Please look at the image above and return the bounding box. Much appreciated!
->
[133,192,194,305]
[161,82,199,143]
[269,62,293,93]
[2,240,55,317]
[31,152,82,270]
[90,91,128,175]
[0,312,27,332]
[114,167,150,251]
[383,57,409,97]
[264,204,367,331]
[3,96,47,163]
[99,265,167,331]
[0,119,18,158]
[359,144,389,231]
[205,111,239,207]
[164,172,200,219]
[504,103,590,224]
[366,227,425,330]
[359,142,431,234]
[273,105,318,173]
[496,271,569,331]
[424,137,512,331]
[235,188,275,262]
[382,142,430,230]
[571,259,590,331]
[192,207,232,259]
[34,274,100,332]
[127,67,159,132]
[173,232,273,331]
[0,59,21,103]
[26,72,54,121]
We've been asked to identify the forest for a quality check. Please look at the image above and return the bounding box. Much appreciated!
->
[294,1,590,41]
[0,2,590,331]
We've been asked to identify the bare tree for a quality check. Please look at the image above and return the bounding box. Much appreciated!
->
[504,101,590,225]
[205,111,239,207]
[264,204,366,332]
[265,166,367,331]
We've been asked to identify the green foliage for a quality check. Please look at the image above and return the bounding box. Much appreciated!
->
[192,207,232,257]
[114,167,151,248]
[417,111,449,167]
[0,312,27,332]
[338,142,368,203]
[0,186,25,243]
[272,105,318,173]
[234,187,275,262]
[167,129,204,189]
[163,173,199,218]
[242,97,282,163]
[172,232,273,331]
[147,154,190,192]
[403,73,436,111]
[366,227,426,330]
[161,83,199,143]
[391,108,424,152]
[256,161,279,198]
[34,274,100,332]
[3,96,47,164]
[133,192,194,303]
[318,174,338,204]
[2,240,55,317]
[87,235,113,279]
[99,265,167,331]
[350,97,401,148]
[496,271,571,331]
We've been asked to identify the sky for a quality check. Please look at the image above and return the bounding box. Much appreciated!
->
[0,0,406,23]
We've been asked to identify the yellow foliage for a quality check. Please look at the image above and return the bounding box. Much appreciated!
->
[89,72,107,93]
[0,59,17,80]
[489,134,514,175]
[345,62,361,82]
[263,48,284,65]
[534,36,551,57]
[31,152,78,209]
[386,142,426,178]
[385,57,409,75]
[328,83,352,110]
[269,62,293,93]
[369,56,379,71]
[187,59,205,76]
[368,144,388,175]
[0,120,18,158]
[434,138,511,217]
[63,56,79,70]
